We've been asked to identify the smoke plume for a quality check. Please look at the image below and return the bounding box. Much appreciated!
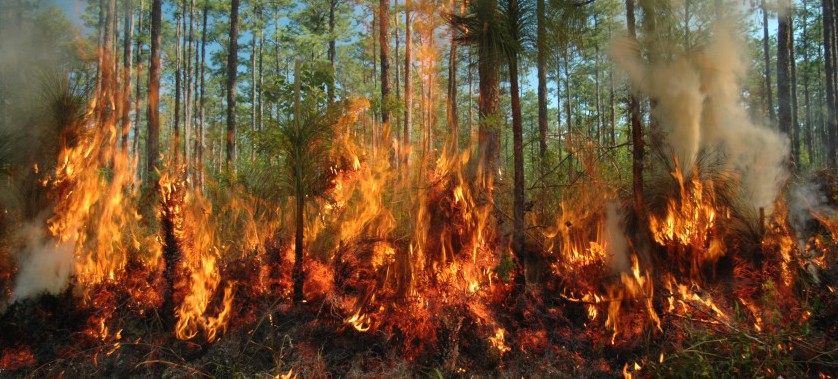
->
[10,223,74,302]
[611,24,790,213]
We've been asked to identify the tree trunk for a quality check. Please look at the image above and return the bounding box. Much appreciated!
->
[778,6,794,168]
[536,0,548,158]
[394,0,401,166]
[257,5,264,133]
[563,48,572,173]
[197,3,208,190]
[174,3,182,165]
[763,0,777,123]
[468,46,474,145]
[120,0,134,152]
[447,0,459,153]
[508,0,526,290]
[147,0,161,175]
[184,0,194,166]
[594,12,602,145]
[292,60,305,304]
[403,0,412,171]
[627,0,644,216]
[609,66,616,146]
[804,0,814,165]
[478,19,501,178]
[790,9,801,167]
[329,0,337,104]
[380,0,391,140]
[133,0,144,176]
[250,5,258,162]
[824,0,838,166]
[226,0,240,169]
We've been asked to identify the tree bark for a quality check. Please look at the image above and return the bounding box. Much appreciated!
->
[121,0,134,152]
[292,60,305,304]
[627,0,644,216]
[536,0,548,158]
[763,0,777,123]
[447,0,459,153]
[174,3,182,165]
[803,0,815,165]
[824,0,838,166]
[403,0,412,171]
[790,8,801,166]
[133,0,144,175]
[380,0,391,130]
[146,0,161,175]
[226,0,240,169]
[329,0,337,104]
[508,0,526,289]
[197,3,208,190]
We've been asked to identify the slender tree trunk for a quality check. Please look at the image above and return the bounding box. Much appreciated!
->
[627,0,644,216]
[394,0,401,166]
[133,0,144,173]
[536,0,548,158]
[478,1,501,178]
[594,12,602,145]
[403,0,412,170]
[763,0,777,123]
[250,7,258,162]
[174,3,182,165]
[778,6,794,167]
[563,48,572,173]
[121,0,134,152]
[609,67,616,146]
[803,0,815,165]
[197,3,208,190]
[96,0,105,99]
[147,0,161,176]
[226,0,240,169]
[824,0,838,166]
[556,50,562,159]
[446,0,459,153]
[790,9,801,167]
[468,46,474,145]
[508,0,526,290]
[148,0,168,322]
[257,6,264,133]
[292,60,305,304]
[380,0,391,139]
[329,0,337,104]
[184,0,194,167]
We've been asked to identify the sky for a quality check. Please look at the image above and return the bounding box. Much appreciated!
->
[51,0,86,29]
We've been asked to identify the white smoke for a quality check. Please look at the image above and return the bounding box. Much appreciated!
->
[10,223,74,302]
[611,24,790,212]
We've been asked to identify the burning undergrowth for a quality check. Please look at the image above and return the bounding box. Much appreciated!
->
[0,24,836,379]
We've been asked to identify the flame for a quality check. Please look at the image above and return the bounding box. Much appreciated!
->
[649,164,726,278]
[488,328,510,354]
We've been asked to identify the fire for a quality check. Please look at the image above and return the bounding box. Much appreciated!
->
[649,164,726,278]
[488,328,510,354]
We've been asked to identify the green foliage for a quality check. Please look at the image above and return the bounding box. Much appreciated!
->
[493,250,515,283]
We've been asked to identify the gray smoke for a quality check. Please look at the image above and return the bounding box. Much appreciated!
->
[10,223,74,302]
[611,24,790,213]
[604,202,630,273]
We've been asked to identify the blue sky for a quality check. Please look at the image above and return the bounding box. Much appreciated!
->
[51,0,86,29]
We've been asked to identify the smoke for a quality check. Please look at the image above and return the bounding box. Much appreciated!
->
[10,223,74,303]
[604,203,630,273]
[611,24,790,212]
